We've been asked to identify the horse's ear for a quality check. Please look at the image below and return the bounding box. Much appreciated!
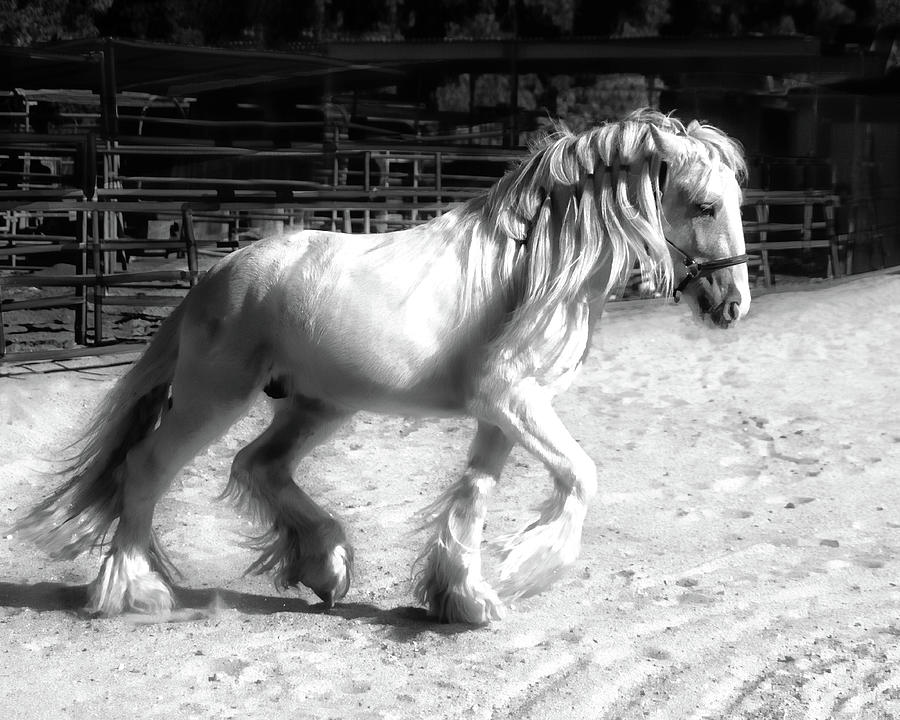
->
[649,124,683,162]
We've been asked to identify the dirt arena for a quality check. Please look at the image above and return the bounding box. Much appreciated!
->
[1,272,899,719]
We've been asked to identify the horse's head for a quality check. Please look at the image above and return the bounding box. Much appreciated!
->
[651,122,750,328]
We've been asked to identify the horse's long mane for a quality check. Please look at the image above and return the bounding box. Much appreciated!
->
[468,108,745,352]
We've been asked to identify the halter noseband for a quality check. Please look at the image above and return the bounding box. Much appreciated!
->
[666,239,750,302]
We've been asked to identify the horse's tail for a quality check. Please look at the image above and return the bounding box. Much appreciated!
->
[13,300,188,567]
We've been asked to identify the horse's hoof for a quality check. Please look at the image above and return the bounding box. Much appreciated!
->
[314,588,336,608]
[306,544,351,607]
[87,551,174,616]
[428,582,506,624]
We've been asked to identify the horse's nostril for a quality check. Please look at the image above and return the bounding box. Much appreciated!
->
[725,301,741,321]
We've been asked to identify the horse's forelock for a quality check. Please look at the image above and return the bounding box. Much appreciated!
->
[622,108,746,186]
[685,120,747,184]
[673,143,742,207]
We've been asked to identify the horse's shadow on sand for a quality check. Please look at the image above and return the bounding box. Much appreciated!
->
[0,581,470,640]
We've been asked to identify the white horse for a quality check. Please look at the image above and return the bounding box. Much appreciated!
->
[14,109,750,623]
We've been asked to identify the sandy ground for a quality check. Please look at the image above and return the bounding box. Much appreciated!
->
[1,272,899,719]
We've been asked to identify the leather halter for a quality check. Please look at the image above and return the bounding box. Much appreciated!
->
[666,239,750,302]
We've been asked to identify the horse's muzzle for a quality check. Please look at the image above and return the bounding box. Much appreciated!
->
[708,290,745,328]
[710,302,741,327]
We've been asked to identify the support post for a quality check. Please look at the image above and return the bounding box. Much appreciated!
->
[74,204,88,345]
[181,205,199,286]
[435,152,443,216]
[364,150,371,233]
[91,209,103,344]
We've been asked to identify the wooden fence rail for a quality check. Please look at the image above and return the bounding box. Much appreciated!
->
[742,189,841,286]
[0,136,861,364]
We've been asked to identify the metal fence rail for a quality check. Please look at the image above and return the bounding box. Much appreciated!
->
[0,134,879,363]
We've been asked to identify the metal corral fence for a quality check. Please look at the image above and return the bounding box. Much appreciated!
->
[0,133,862,363]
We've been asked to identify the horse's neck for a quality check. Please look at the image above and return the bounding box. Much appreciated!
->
[531,294,594,391]
[530,258,615,383]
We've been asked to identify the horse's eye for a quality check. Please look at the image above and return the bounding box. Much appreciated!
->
[697,203,716,218]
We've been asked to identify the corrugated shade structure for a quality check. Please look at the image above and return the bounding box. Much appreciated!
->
[0,37,401,96]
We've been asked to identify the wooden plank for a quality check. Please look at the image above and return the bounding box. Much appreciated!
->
[95,188,220,199]
[114,176,333,190]
[1,270,195,288]
[0,342,145,365]
[100,270,193,285]
[94,240,189,251]
[5,197,466,214]
[1,234,77,242]
[0,244,69,257]
[0,273,94,287]
[746,240,833,251]
[743,221,831,233]
[103,142,520,162]
[91,187,475,202]
[743,190,838,203]
[92,294,184,307]
[102,144,311,158]
[2,294,84,311]
[0,190,85,209]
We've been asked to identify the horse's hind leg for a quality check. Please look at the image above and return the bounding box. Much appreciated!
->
[90,366,255,615]
[415,421,513,623]
[480,381,597,601]
[223,394,353,606]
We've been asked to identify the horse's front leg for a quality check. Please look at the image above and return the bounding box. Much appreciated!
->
[479,378,598,601]
[415,421,513,623]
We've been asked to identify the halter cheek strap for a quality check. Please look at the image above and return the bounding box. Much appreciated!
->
[666,239,750,302]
